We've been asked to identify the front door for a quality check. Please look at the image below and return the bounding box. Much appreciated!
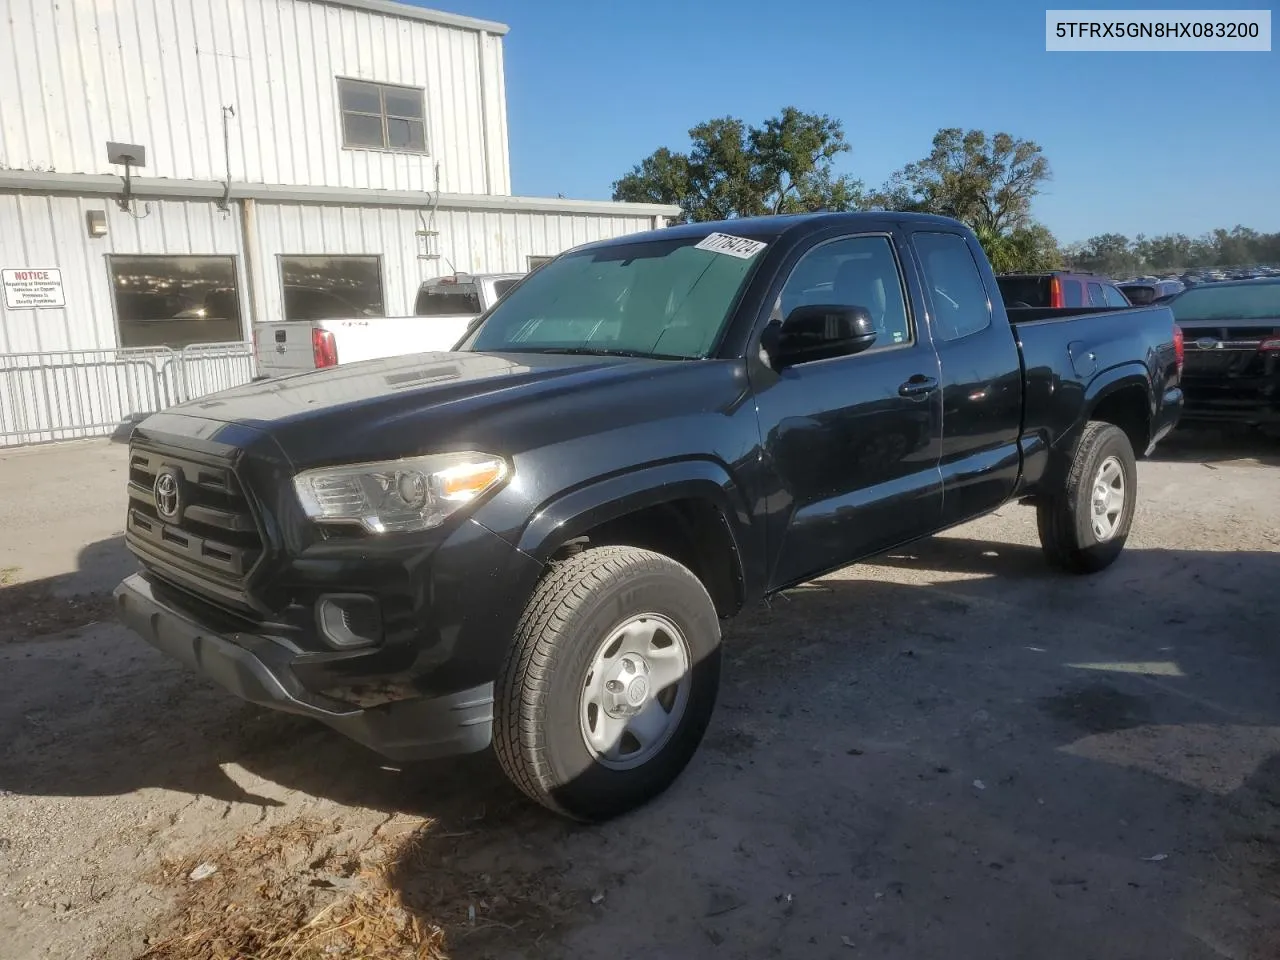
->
[751,232,944,590]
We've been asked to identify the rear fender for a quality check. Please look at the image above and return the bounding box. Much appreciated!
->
[1040,363,1152,491]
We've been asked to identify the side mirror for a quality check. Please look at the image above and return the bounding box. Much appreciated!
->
[768,304,877,368]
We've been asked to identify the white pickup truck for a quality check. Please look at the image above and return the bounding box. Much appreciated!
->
[252,272,524,377]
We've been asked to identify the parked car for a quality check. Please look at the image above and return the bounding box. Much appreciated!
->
[1118,278,1185,305]
[252,272,525,377]
[995,271,1132,309]
[1168,277,1280,433]
[114,213,1183,823]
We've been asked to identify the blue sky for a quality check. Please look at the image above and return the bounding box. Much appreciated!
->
[421,0,1278,244]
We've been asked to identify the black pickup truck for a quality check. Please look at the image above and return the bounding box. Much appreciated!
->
[114,213,1183,822]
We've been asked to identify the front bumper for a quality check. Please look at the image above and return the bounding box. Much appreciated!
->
[1177,391,1280,426]
[114,573,494,761]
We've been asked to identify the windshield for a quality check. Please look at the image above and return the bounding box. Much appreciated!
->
[461,234,767,359]
[1171,281,1280,322]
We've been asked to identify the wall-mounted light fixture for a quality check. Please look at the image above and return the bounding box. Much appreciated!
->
[85,209,108,239]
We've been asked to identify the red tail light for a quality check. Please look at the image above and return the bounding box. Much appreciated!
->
[1173,325,1184,373]
[312,328,338,368]
[1049,276,1064,309]
[1259,332,1280,352]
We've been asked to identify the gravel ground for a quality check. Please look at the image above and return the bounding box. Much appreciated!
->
[1,430,1279,959]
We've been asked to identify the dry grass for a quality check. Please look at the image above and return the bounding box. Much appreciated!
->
[134,813,581,960]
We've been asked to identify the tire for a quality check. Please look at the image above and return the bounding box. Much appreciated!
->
[1036,421,1137,574]
[492,545,722,822]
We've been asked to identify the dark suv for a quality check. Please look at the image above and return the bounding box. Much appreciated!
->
[996,271,1131,309]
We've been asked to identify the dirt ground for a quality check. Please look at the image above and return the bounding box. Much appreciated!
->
[2,429,1280,960]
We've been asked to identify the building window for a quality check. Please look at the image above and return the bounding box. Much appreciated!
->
[338,79,427,153]
[279,256,386,320]
[110,256,243,348]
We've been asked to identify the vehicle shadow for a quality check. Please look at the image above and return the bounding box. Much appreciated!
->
[4,537,1280,957]
[1151,424,1280,467]
[0,535,130,641]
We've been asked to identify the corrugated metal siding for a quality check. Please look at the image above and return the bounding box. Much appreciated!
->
[0,194,243,353]
[248,201,657,320]
[0,0,507,195]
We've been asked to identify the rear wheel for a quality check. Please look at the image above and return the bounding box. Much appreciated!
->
[492,546,721,822]
[1036,421,1137,574]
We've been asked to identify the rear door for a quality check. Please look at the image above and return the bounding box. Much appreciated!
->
[910,230,1025,526]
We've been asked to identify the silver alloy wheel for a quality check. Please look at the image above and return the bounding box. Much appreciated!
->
[579,613,692,771]
[1090,455,1126,542]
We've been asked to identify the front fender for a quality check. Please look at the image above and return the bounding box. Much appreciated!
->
[514,458,757,587]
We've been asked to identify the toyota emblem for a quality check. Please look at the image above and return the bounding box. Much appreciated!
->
[153,469,182,521]
[1195,337,1221,350]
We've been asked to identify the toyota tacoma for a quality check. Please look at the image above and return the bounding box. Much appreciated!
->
[114,213,1184,822]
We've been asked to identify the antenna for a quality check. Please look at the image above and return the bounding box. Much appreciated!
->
[106,141,151,218]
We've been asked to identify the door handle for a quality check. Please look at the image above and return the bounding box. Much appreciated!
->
[898,375,938,398]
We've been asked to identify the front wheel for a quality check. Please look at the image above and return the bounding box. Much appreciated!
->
[492,545,722,822]
[1036,421,1137,574]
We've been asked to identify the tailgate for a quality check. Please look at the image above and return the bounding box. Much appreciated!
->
[253,322,316,376]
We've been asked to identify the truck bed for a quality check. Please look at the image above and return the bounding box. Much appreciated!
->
[1009,302,1181,463]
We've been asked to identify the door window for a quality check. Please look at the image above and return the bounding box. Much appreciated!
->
[912,232,992,341]
[1087,282,1106,306]
[1102,284,1131,307]
[777,235,912,351]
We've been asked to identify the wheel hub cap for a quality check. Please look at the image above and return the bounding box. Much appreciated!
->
[1089,455,1126,542]
[579,614,693,771]
[602,656,651,717]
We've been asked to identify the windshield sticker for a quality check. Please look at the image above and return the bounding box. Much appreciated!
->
[694,232,767,259]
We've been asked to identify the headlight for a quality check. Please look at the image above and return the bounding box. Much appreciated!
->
[292,452,509,534]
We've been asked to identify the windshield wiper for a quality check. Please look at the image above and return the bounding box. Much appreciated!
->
[501,346,689,361]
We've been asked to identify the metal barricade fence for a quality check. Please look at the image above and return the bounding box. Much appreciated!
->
[0,342,256,448]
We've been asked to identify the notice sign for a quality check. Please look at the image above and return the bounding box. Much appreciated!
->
[3,268,66,309]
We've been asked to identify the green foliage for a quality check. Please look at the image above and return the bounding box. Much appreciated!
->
[613,116,1276,278]
[867,128,1056,273]
[1064,227,1280,276]
[975,222,1062,273]
[867,128,1051,234]
[611,107,864,223]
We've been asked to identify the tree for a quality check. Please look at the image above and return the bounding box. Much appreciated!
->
[976,222,1062,273]
[868,128,1051,234]
[611,108,864,223]
[867,128,1057,272]
[1066,233,1139,276]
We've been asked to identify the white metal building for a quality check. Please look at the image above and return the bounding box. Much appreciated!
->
[0,0,678,445]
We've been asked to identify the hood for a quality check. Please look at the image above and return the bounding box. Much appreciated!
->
[162,350,723,466]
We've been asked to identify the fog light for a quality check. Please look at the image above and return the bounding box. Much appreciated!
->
[316,594,382,649]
